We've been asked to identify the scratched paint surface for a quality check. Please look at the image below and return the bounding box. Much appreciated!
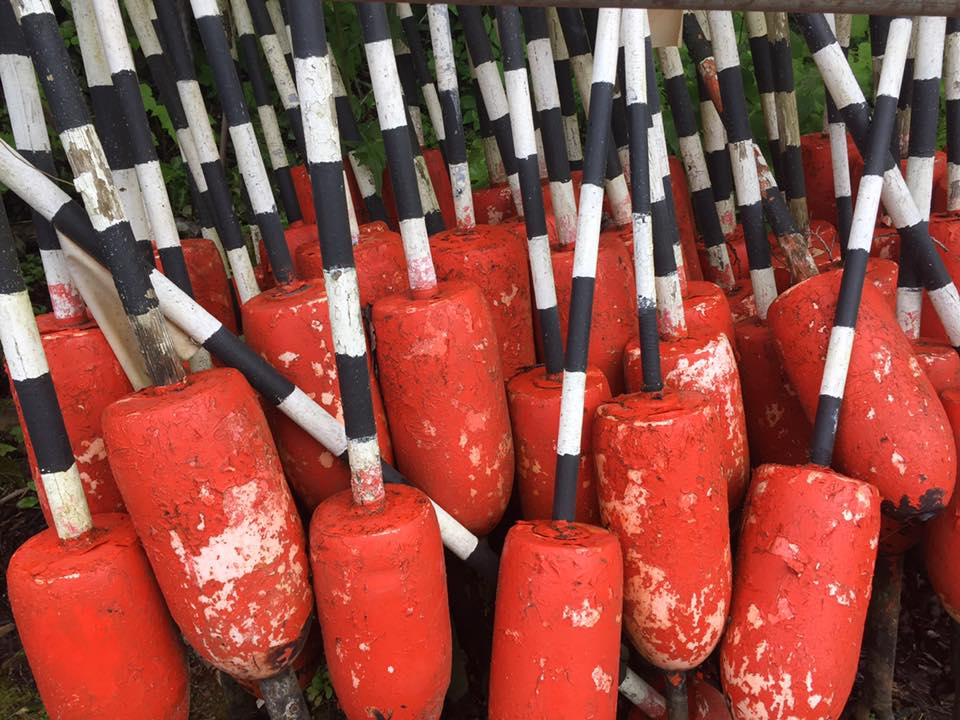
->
[721,463,880,720]
[102,369,313,680]
[473,183,518,226]
[921,214,960,342]
[914,338,960,393]
[174,237,237,333]
[769,271,957,519]
[798,131,862,228]
[594,390,731,669]
[8,514,189,719]
[925,390,960,621]
[310,485,451,719]
[242,279,394,509]
[373,280,514,536]
[489,521,623,720]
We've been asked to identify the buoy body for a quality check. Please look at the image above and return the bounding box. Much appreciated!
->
[169,238,236,333]
[507,366,609,524]
[769,271,957,519]
[10,318,132,523]
[669,154,704,282]
[553,232,636,395]
[682,280,735,343]
[473,183,518,225]
[733,319,810,468]
[242,280,394,510]
[488,521,623,720]
[431,226,535,379]
[800,131,862,227]
[624,332,749,507]
[310,485,451,719]
[593,390,731,669]
[925,389,960,620]
[373,281,514,536]
[8,514,189,719]
[720,463,880,720]
[293,223,408,307]
[914,338,960,394]
[102,368,313,680]
[921,214,960,342]
[727,280,757,323]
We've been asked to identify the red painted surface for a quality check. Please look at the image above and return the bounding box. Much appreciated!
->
[800,131,863,227]
[488,521,623,719]
[8,513,189,719]
[681,280,735,342]
[871,225,900,261]
[594,390,730,668]
[241,280,393,510]
[382,147,457,231]
[162,238,236,334]
[627,675,730,720]
[291,163,366,226]
[102,369,313,680]
[473,183,518,225]
[507,366,609,523]
[733,318,810,469]
[10,319,131,524]
[310,485,451,719]
[772,221,838,292]
[373,281,513,536]
[914,338,960,394]
[865,257,899,315]
[237,620,325,698]
[934,170,952,214]
[727,280,757,323]
[624,332,749,508]
[669,154,704,283]
[926,389,960,620]
[553,233,636,395]
[920,213,960,343]
[294,224,408,307]
[431,226,535,380]
[721,463,880,720]
[769,271,957,518]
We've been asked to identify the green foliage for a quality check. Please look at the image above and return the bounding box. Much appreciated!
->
[305,666,336,709]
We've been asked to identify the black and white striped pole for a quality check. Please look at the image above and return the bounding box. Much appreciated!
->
[707,11,779,319]
[659,45,736,291]
[149,0,261,302]
[229,0,302,223]
[745,12,782,180]
[394,33,426,147]
[546,8,584,172]
[795,13,960,350]
[767,12,810,231]
[0,137,502,585]
[15,0,184,387]
[899,16,946,339]
[521,7,578,247]
[185,0,295,286]
[871,16,891,100]
[469,53,508,187]
[0,5,85,321]
[396,3,446,157]
[896,24,919,160]
[947,18,960,213]
[825,13,854,253]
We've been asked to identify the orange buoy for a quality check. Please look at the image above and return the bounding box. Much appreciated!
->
[720,463,880,720]
[768,271,957,519]
[508,366,608,523]
[241,280,394,510]
[594,390,731,668]
[102,368,313,680]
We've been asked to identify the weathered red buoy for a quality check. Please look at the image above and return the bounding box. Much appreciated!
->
[720,463,880,720]
[241,280,394,510]
[594,390,731,668]
[177,238,236,333]
[669,154,704,282]
[623,332,749,508]
[488,521,623,719]
[10,319,131,524]
[553,232,636,394]
[771,221,838,292]
[310,485,452,718]
[102,368,313,680]
[473,183,518,225]
[800,130,862,227]
[431,225,536,379]
[914,338,960,393]
[681,280,735,343]
[373,281,513,536]
[727,280,758,322]
[733,318,811,468]
[769,271,957,518]
[293,224,408,307]
[926,389,960,619]
[507,366,609,523]
[920,213,960,343]
[8,513,189,719]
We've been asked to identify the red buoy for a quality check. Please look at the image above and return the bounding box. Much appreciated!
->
[915,338,960,393]
[508,366,609,523]
[553,232,636,394]
[720,463,880,720]
[473,183,518,225]
[926,389,960,619]
[669,154,704,282]
[769,271,957,518]
[291,163,366,225]
[374,281,513,536]
[102,368,313,680]
[920,213,960,342]
[310,485,452,718]
[800,130,862,227]
[488,521,623,719]
[594,390,731,668]
[733,318,810,468]
[431,225,536,379]
[681,280,735,343]
[241,280,394,510]
[382,147,457,231]
[10,318,131,523]
[9,513,189,719]
[178,238,236,333]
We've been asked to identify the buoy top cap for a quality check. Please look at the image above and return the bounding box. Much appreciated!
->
[104,367,246,414]
[9,512,138,573]
[508,364,608,395]
[429,224,519,251]
[597,388,709,425]
[372,278,482,316]
[311,484,434,538]
[515,519,620,549]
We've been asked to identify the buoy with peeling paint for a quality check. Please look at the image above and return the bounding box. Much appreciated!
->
[0,197,190,720]
[925,389,960,620]
[489,13,624,716]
